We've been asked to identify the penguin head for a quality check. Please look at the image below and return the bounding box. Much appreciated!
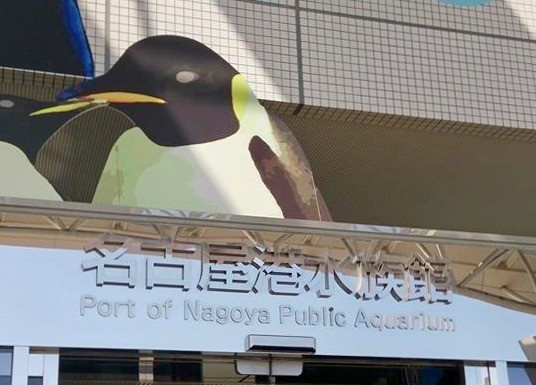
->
[40,35,254,146]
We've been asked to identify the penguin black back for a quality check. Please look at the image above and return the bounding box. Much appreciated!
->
[35,106,134,202]
[0,94,80,163]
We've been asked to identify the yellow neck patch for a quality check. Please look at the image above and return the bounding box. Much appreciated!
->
[231,74,252,121]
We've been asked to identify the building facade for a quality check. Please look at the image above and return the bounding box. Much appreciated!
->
[0,0,535,384]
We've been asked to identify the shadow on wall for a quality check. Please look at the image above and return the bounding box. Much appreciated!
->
[80,0,298,100]
[215,0,536,235]
[214,0,536,105]
[281,111,536,236]
[78,0,536,108]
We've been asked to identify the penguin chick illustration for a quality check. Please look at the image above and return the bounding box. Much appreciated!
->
[0,95,95,163]
[0,95,96,200]
[35,35,331,220]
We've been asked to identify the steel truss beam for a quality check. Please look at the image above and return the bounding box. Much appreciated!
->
[501,286,536,305]
[518,250,536,296]
[458,248,509,287]
[1,197,536,309]
[2,197,536,250]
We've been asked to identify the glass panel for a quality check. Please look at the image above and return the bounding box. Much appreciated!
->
[278,364,411,385]
[508,363,536,385]
[418,366,462,385]
[59,356,138,381]
[0,348,12,376]
[0,376,10,385]
[154,360,201,382]
[278,363,463,385]
[28,376,43,385]
[203,358,247,384]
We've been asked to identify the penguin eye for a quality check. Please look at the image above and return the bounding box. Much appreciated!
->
[0,99,14,108]
[175,70,199,84]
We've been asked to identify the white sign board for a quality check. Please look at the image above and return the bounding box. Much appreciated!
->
[0,244,534,362]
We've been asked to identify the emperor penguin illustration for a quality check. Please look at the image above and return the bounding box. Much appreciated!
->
[25,35,332,220]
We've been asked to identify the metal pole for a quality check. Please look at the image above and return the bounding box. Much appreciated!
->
[435,244,446,260]
[455,286,536,315]
[243,230,267,253]
[501,286,535,305]
[341,238,355,256]
[518,250,536,296]
[416,243,433,260]
[495,361,510,385]
[458,248,509,287]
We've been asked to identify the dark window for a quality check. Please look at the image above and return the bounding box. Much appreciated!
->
[0,347,12,385]
[153,360,202,382]
[59,356,138,381]
[418,366,462,385]
[508,363,536,385]
[278,362,463,385]
[28,376,43,385]
[59,350,202,383]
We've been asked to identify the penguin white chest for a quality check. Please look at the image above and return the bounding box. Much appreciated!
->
[93,128,284,218]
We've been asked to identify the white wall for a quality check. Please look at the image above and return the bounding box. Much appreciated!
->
[78,0,536,129]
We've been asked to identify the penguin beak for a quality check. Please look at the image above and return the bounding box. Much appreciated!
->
[30,92,166,116]
[78,92,167,104]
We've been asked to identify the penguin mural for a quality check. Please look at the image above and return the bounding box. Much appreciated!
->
[5,35,332,221]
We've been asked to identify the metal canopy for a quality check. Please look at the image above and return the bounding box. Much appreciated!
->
[0,197,535,314]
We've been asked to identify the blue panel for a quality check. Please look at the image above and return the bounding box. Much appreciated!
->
[59,0,95,77]
[0,0,94,76]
